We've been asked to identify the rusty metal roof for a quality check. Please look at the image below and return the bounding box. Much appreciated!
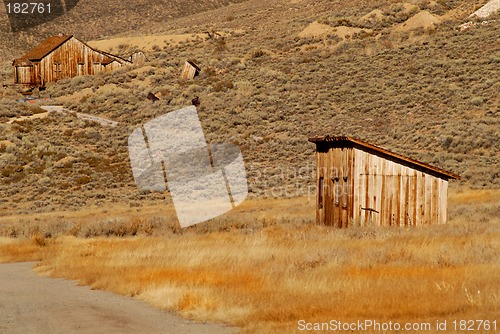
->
[12,58,32,66]
[308,135,460,180]
[22,34,74,61]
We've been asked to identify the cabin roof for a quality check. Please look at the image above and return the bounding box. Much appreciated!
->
[21,34,74,61]
[13,35,73,66]
[186,60,201,71]
[308,135,460,180]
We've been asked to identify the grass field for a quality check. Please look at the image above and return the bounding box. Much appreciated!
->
[1,188,498,333]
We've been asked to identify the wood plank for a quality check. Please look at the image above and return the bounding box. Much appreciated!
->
[416,172,423,225]
[348,148,355,226]
[432,178,439,224]
[373,155,381,226]
[316,150,323,225]
[325,148,333,226]
[369,154,376,225]
[341,148,348,228]
[352,149,361,225]
[380,157,387,226]
[339,147,344,228]
[335,152,341,228]
[411,170,418,227]
[403,172,410,226]
[364,151,370,224]
[439,180,448,224]
[424,174,432,225]
[394,163,401,226]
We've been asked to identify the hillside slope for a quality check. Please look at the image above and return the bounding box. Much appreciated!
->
[0,0,498,215]
[0,0,249,61]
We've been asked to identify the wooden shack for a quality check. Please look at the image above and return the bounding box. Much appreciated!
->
[308,135,460,227]
[13,34,132,87]
[180,61,201,80]
[128,51,147,65]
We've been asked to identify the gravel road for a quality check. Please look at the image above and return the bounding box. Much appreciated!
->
[0,262,237,334]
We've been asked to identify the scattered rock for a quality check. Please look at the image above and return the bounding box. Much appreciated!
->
[147,92,160,103]
[192,96,200,107]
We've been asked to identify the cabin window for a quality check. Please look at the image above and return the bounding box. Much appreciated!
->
[342,176,348,208]
[318,177,324,209]
[53,62,62,80]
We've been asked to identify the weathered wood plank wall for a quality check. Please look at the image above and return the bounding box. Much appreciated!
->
[37,37,116,85]
[180,61,201,80]
[316,146,450,227]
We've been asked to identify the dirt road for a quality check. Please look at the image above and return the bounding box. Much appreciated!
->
[0,262,236,334]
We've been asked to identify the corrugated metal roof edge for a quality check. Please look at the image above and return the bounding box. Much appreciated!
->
[308,135,460,180]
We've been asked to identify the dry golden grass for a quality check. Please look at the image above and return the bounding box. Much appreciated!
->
[449,188,499,205]
[0,189,498,333]
[0,195,315,237]
[0,236,49,262]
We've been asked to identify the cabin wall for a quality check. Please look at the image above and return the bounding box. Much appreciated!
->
[180,62,200,79]
[129,52,146,65]
[315,146,449,227]
[38,37,120,84]
[351,148,448,226]
[316,146,354,227]
[14,66,33,84]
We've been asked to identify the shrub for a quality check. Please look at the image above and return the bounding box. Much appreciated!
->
[252,49,266,58]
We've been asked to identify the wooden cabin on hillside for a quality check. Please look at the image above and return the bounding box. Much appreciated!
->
[308,136,460,228]
[13,34,132,87]
[180,61,201,80]
[128,51,148,65]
